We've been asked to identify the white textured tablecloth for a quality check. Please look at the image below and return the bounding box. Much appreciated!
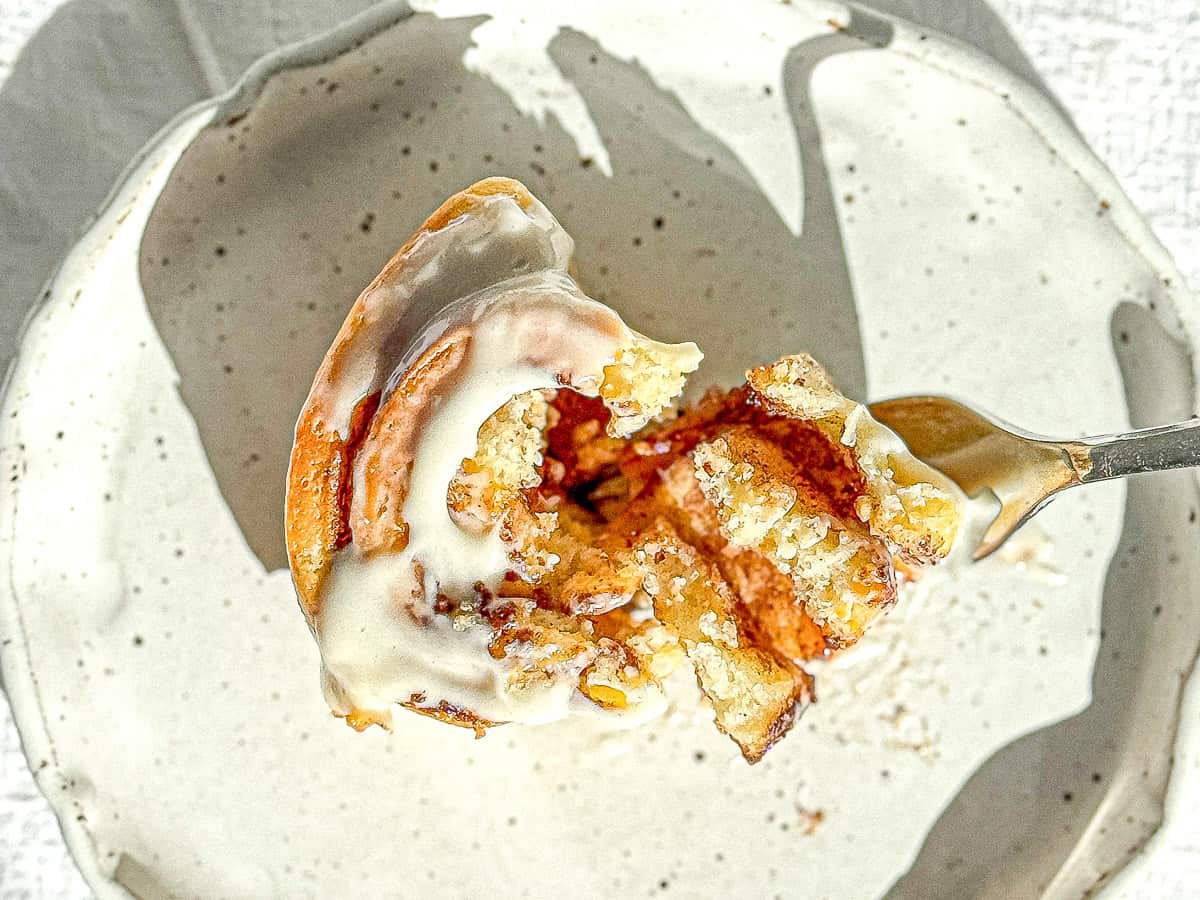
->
[1,1,1196,897]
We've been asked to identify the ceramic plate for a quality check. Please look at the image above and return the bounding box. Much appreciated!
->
[2,2,1198,897]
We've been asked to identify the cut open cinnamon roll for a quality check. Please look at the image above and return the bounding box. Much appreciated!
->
[285,177,962,762]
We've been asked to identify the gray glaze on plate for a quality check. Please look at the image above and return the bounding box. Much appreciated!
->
[1,2,1198,898]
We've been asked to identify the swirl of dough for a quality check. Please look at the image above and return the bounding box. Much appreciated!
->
[286,179,701,732]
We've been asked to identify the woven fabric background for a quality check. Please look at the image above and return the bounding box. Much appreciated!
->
[1,1,1196,897]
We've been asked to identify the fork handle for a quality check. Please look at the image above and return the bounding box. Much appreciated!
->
[1073,417,1200,482]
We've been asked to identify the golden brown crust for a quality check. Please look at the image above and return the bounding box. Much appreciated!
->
[285,178,536,620]
[401,695,499,739]
[352,333,469,558]
[339,707,391,732]
[286,389,379,614]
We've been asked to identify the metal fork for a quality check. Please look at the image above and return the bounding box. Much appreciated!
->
[868,396,1200,560]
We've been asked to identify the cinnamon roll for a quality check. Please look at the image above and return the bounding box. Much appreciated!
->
[285,177,961,761]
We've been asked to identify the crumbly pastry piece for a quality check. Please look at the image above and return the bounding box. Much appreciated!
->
[632,528,812,762]
[745,355,960,565]
[286,177,962,763]
[692,430,896,647]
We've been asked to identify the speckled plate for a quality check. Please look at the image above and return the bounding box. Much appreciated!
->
[2,2,1198,898]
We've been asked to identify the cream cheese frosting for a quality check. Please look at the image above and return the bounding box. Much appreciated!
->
[287,180,701,729]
